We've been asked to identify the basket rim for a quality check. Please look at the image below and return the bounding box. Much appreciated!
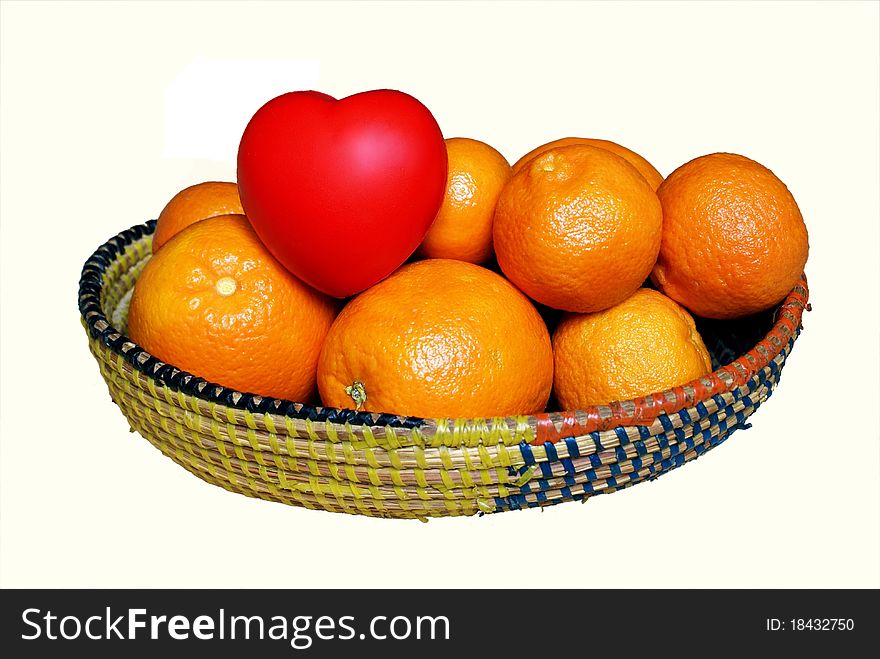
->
[78,219,809,442]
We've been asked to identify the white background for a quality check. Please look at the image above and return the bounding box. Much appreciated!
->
[1,1,878,588]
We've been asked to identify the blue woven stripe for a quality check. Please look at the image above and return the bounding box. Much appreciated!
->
[565,437,581,458]
[544,440,559,463]
[519,441,536,466]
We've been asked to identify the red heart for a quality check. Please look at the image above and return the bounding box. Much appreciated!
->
[237,89,447,298]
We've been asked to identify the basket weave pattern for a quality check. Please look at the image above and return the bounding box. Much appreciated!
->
[79,221,808,519]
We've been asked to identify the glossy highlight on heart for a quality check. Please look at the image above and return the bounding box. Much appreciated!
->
[237,89,448,298]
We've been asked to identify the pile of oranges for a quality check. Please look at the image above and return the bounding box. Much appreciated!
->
[127,137,808,419]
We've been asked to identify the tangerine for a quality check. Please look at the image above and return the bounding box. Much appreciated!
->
[128,215,336,401]
[153,181,244,253]
[652,153,809,319]
[512,137,663,190]
[553,288,712,409]
[494,144,662,313]
[418,137,511,264]
[317,259,553,418]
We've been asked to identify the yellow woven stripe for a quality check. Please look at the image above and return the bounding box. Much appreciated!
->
[243,410,257,430]
[477,498,495,513]
[476,445,493,468]
[247,429,266,466]
[387,448,403,470]
[413,446,428,470]
[438,469,456,491]
[452,419,467,445]
[344,463,359,484]
[389,468,405,488]
[266,430,280,456]
[342,442,356,466]
[383,426,400,449]
[458,465,474,488]
[515,416,534,443]
[307,433,320,462]
[325,441,339,465]
[271,452,287,477]
[434,445,450,471]
[366,465,382,487]
[431,419,450,447]
[367,484,384,501]
[285,434,298,460]
[361,426,377,448]
[364,447,380,470]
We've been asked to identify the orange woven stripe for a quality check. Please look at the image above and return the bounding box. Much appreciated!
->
[535,275,809,444]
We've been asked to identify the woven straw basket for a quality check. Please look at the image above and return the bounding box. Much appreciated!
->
[79,220,809,520]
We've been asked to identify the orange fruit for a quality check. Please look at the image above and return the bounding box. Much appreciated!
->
[512,137,664,190]
[553,288,712,409]
[418,137,511,264]
[127,214,336,401]
[317,259,553,419]
[494,144,662,313]
[152,181,244,253]
[652,153,809,319]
